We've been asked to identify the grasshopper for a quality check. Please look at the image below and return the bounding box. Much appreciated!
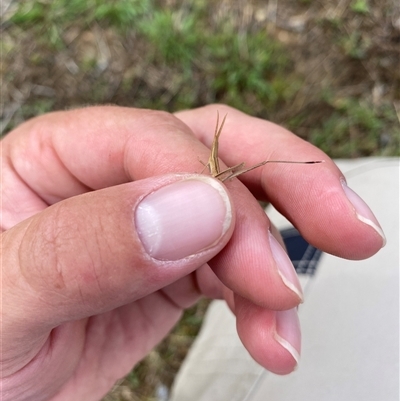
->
[204,112,323,182]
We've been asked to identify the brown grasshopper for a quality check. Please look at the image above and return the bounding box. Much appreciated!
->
[204,112,323,182]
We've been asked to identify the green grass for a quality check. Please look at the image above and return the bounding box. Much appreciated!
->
[206,30,290,113]
[351,0,370,14]
[339,31,371,59]
[138,7,201,68]
[309,94,400,158]
[10,0,151,30]
[4,0,300,119]
[5,0,398,157]
[135,5,292,113]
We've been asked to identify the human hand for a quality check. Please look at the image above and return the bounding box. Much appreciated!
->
[1,105,385,400]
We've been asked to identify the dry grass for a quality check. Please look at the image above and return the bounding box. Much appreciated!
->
[1,0,399,400]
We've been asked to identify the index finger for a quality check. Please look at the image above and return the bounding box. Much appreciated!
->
[175,104,386,260]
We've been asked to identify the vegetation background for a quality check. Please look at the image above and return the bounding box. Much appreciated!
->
[1,0,399,399]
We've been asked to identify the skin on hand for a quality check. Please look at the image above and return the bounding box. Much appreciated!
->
[0,105,385,400]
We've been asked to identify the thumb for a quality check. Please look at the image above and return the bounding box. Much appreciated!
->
[2,174,234,367]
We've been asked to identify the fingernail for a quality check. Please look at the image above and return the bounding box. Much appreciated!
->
[274,308,301,367]
[341,179,386,247]
[269,231,304,302]
[135,176,232,260]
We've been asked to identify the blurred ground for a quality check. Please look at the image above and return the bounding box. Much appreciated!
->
[1,0,399,400]
[2,0,400,156]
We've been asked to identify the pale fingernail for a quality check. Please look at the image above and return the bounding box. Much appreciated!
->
[135,176,232,260]
[274,308,301,367]
[269,231,304,302]
[341,179,386,247]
